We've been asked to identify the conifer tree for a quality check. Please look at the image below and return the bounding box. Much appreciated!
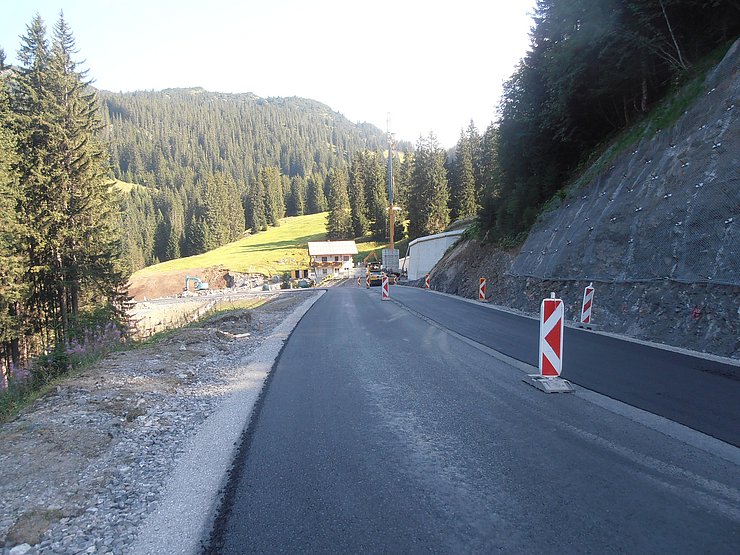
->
[0,71,26,369]
[12,14,127,344]
[408,133,449,240]
[451,128,478,219]
[363,153,387,240]
[260,166,284,226]
[348,152,369,237]
[247,173,267,232]
[162,189,184,260]
[307,174,327,214]
[200,173,230,250]
[288,175,306,216]
[396,152,414,216]
[326,168,353,240]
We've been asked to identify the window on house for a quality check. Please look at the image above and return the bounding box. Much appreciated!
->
[335,256,339,262]
[322,257,327,262]
[343,256,349,261]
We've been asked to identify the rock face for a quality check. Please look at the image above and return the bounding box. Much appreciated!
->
[428,41,739,359]
[511,40,738,286]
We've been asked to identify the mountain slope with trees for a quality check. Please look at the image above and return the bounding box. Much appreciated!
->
[429,38,739,358]
[99,88,391,269]
[473,0,739,243]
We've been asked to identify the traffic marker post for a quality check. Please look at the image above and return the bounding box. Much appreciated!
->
[478,277,487,302]
[357,277,361,287]
[540,293,563,377]
[579,282,595,329]
[524,293,574,393]
[366,276,370,289]
[381,274,390,300]
[424,274,430,289]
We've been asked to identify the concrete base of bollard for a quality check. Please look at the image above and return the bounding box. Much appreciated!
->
[523,375,575,393]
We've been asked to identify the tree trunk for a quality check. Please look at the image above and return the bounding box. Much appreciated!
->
[10,338,20,369]
[659,0,688,70]
[9,302,21,368]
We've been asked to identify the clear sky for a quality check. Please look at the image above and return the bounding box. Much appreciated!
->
[1,0,537,148]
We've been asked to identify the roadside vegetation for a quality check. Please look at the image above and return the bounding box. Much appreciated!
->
[1,295,270,422]
[1,15,129,412]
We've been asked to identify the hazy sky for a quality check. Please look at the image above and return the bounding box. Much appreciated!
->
[1,0,537,147]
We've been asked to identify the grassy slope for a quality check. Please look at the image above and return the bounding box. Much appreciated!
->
[133,212,329,278]
[109,179,144,193]
[131,210,408,281]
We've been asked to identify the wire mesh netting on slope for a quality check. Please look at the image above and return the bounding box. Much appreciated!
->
[509,42,739,287]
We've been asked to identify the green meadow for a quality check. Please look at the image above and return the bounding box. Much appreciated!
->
[133,212,329,278]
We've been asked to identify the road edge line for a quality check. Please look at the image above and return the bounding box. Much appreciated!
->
[400,285,739,367]
[391,295,740,465]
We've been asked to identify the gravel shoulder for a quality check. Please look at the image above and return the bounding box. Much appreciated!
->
[0,291,321,555]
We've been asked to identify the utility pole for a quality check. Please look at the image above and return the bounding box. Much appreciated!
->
[387,113,395,250]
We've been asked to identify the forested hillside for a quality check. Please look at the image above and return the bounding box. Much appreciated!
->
[99,88,393,269]
[449,0,739,244]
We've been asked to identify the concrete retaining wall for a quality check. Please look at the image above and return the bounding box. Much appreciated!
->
[407,229,465,280]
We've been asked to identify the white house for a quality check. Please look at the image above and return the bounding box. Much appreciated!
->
[307,241,358,279]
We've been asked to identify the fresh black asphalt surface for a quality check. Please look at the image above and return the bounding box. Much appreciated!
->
[206,285,739,553]
[389,285,740,447]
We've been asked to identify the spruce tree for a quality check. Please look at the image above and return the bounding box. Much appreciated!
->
[326,168,353,240]
[289,175,306,216]
[200,173,230,250]
[0,71,26,369]
[12,14,128,344]
[408,133,449,240]
[451,129,478,219]
[348,152,369,237]
[363,152,387,240]
[247,173,267,232]
[306,174,327,214]
[260,166,284,226]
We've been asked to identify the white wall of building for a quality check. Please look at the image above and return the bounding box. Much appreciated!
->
[406,229,465,281]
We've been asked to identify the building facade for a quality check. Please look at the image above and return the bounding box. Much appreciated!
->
[307,241,359,279]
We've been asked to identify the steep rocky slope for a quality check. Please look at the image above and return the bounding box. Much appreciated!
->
[429,41,739,359]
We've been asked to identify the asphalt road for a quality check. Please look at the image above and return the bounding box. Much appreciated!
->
[206,286,739,554]
[388,285,740,447]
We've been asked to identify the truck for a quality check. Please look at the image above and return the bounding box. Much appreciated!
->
[366,261,384,286]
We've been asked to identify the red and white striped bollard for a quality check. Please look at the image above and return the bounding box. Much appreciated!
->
[580,282,594,325]
[539,293,564,377]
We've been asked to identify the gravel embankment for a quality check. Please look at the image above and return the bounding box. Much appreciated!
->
[0,292,318,555]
